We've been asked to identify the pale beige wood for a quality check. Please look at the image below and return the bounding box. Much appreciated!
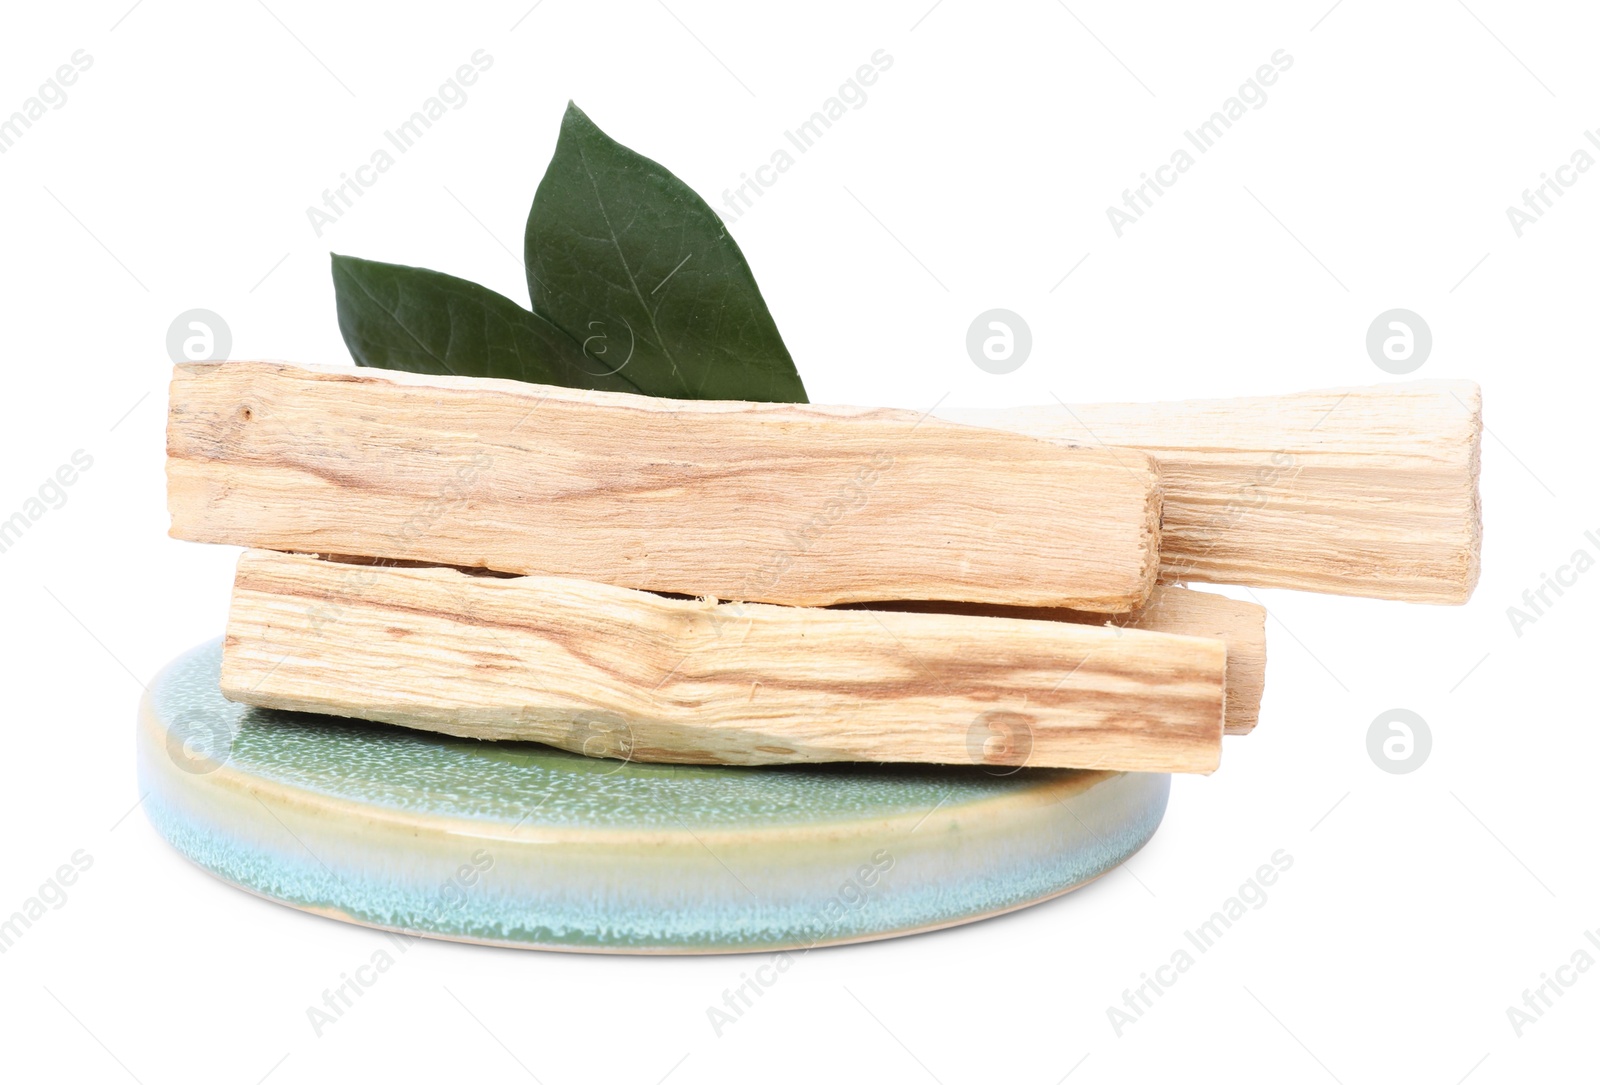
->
[220,550,1225,773]
[169,361,1160,612]
[850,585,1266,734]
[942,381,1482,604]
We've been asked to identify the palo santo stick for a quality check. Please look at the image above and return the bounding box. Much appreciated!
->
[941,381,1482,604]
[220,550,1225,773]
[849,585,1266,735]
[168,361,1160,612]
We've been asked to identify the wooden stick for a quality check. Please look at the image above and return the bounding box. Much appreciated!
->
[169,362,1160,612]
[220,550,1226,773]
[942,381,1482,604]
[847,585,1266,734]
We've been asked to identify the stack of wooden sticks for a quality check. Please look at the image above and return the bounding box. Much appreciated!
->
[165,361,1482,775]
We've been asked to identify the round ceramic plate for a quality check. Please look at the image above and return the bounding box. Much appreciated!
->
[138,640,1169,954]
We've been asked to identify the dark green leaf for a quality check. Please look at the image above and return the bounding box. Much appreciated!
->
[331,254,641,393]
[524,102,807,403]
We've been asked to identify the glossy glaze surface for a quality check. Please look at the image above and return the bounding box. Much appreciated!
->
[140,640,1169,953]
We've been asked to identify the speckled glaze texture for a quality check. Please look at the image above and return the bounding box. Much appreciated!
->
[139,640,1170,953]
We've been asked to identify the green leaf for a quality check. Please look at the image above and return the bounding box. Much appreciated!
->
[331,253,641,393]
[524,102,807,403]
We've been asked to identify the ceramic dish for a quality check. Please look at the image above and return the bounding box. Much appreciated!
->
[139,640,1169,953]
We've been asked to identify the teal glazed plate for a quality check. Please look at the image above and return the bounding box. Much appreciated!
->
[138,640,1170,954]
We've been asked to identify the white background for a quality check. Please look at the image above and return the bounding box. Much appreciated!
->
[1,1,1595,1082]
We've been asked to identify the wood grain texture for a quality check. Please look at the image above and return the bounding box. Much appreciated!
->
[942,381,1482,604]
[220,550,1226,773]
[169,361,1160,611]
[849,585,1266,735]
